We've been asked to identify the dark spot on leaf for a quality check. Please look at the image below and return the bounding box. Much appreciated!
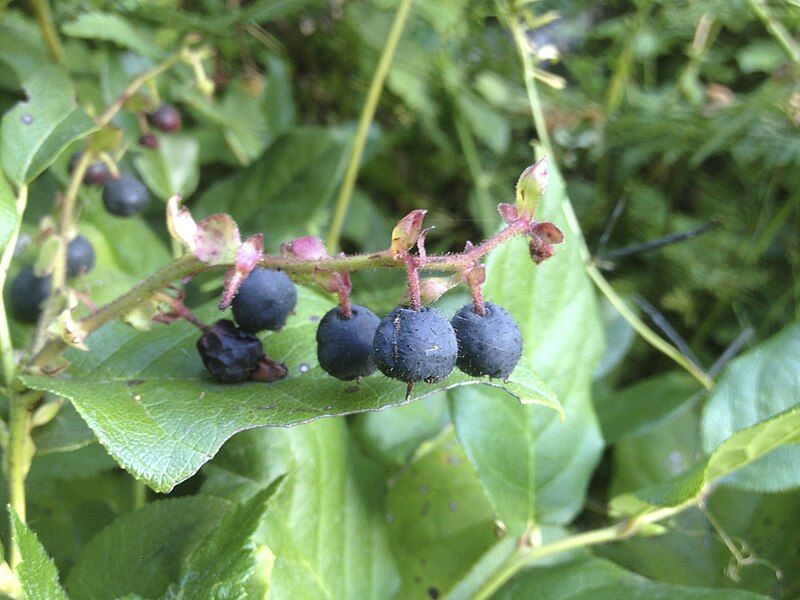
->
[414,576,422,584]
[419,485,428,495]
[20,114,33,124]
[448,501,460,512]
[428,587,440,599]
[309,315,320,322]
[762,517,772,527]
[385,513,394,523]
[446,455,461,466]
[126,379,145,386]
[345,386,359,393]
[421,502,429,517]
[324,404,333,410]
[420,558,427,566]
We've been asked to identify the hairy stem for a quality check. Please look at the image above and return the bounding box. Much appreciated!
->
[325,0,415,252]
[31,0,66,65]
[505,2,713,390]
[0,186,28,387]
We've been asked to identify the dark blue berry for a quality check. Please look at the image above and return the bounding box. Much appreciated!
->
[9,266,51,324]
[451,302,522,379]
[69,152,111,185]
[66,235,95,277]
[102,176,150,217]
[231,268,297,333]
[373,306,457,383]
[147,104,182,132]
[197,319,263,383]
[316,304,380,380]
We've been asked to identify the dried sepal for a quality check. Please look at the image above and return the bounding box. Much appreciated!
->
[194,214,241,265]
[497,203,519,224]
[414,276,460,304]
[528,221,564,265]
[390,209,427,257]
[218,234,264,310]
[250,355,288,382]
[166,196,197,252]
[282,236,328,261]
[465,264,486,288]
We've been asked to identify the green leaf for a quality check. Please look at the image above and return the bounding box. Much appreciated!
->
[493,556,769,600]
[193,128,349,249]
[21,288,557,492]
[451,170,605,534]
[165,478,283,599]
[133,135,200,201]
[611,403,800,515]
[202,419,400,599]
[32,401,95,455]
[61,13,162,60]
[0,170,18,254]
[0,66,97,186]
[10,510,69,600]
[65,496,232,600]
[385,428,496,598]
[701,321,800,491]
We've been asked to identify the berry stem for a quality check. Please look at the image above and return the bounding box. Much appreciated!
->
[404,256,422,311]
[338,289,352,319]
[470,281,486,316]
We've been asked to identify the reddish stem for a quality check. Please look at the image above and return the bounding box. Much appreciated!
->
[470,281,486,316]
[338,289,352,319]
[404,256,421,311]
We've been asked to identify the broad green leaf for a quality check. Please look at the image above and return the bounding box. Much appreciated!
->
[494,556,769,600]
[61,13,162,60]
[21,288,557,492]
[0,13,50,87]
[32,401,95,454]
[701,322,800,491]
[611,403,800,515]
[385,428,496,598]
[0,170,18,254]
[65,496,231,600]
[133,135,200,201]
[202,419,400,599]
[10,511,69,600]
[595,371,700,444]
[165,479,283,599]
[0,66,97,186]
[451,170,605,534]
[194,128,349,248]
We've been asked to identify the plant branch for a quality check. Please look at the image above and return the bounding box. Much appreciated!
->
[325,0,415,252]
[748,0,800,64]
[504,1,713,390]
[5,391,37,568]
[31,0,66,65]
[467,503,690,600]
[0,186,28,388]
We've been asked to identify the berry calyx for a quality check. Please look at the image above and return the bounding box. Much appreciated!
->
[451,302,522,379]
[316,304,380,380]
[69,152,110,186]
[102,175,150,217]
[231,268,297,333]
[9,266,51,324]
[147,104,182,132]
[66,235,96,277]
[373,306,457,383]
[196,319,263,383]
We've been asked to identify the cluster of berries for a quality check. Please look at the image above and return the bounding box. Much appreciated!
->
[7,105,182,324]
[197,267,523,385]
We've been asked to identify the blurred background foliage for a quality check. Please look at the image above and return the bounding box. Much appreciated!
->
[1,0,799,598]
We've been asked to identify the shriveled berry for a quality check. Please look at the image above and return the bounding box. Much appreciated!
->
[69,152,110,185]
[66,235,95,277]
[316,304,380,380]
[451,302,522,379]
[102,175,150,217]
[231,268,297,333]
[373,306,457,383]
[197,319,263,383]
[147,104,182,132]
[9,266,51,324]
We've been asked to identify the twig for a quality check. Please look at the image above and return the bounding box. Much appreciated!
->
[599,222,720,263]
[708,326,754,378]
[596,194,627,255]
[632,294,703,368]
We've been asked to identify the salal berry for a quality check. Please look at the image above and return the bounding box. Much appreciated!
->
[451,302,522,379]
[9,266,51,324]
[197,319,263,383]
[373,306,457,383]
[231,268,297,332]
[69,152,110,185]
[102,175,150,217]
[147,104,182,132]
[316,304,380,380]
[66,235,95,277]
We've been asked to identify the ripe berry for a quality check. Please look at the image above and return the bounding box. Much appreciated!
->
[231,268,297,333]
[66,235,95,277]
[102,175,150,217]
[138,133,159,149]
[373,306,457,383]
[197,319,263,383]
[451,302,523,379]
[9,266,51,324]
[147,104,182,132]
[69,152,110,185]
[316,304,380,380]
